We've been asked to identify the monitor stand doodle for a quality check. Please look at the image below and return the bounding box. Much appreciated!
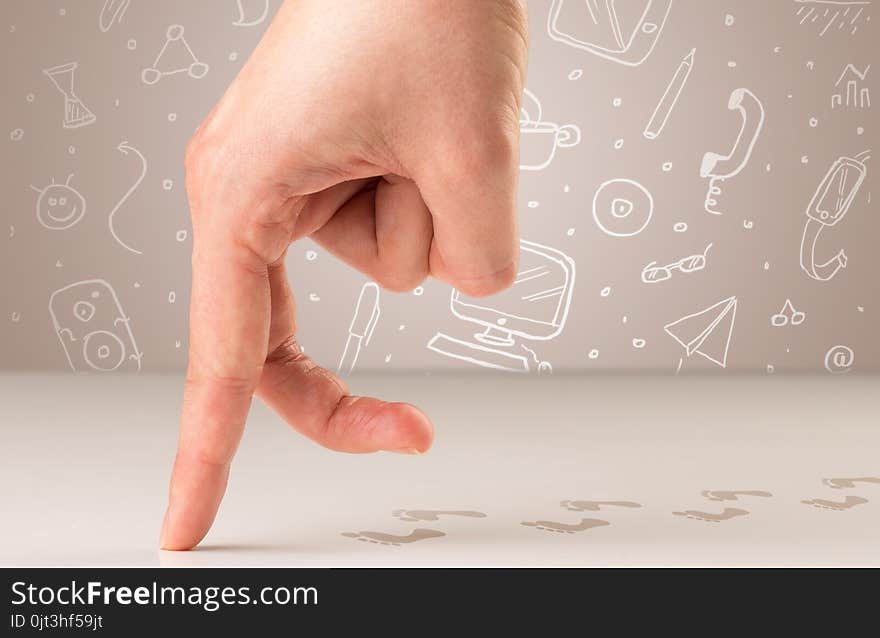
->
[427,241,575,374]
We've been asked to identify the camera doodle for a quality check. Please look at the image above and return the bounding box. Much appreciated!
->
[49,280,143,372]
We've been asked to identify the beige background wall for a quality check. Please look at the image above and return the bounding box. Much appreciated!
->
[1,0,877,374]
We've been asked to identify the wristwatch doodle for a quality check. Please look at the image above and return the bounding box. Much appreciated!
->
[800,150,870,282]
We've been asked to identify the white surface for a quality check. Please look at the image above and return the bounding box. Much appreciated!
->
[1,373,878,567]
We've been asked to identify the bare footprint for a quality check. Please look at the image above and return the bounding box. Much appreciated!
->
[341,528,446,547]
[672,507,750,523]
[392,509,487,522]
[560,500,642,512]
[823,477,880,490]
[521,518,610,534]
[801,495,869,511]
[701,490,773,502]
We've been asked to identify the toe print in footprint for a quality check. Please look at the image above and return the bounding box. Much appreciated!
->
[823,477,880,490]
[521,518,610,534]
[673,507,750,523]
[701,490,773,502]
[801,496,869,511]
[392,509,487,522]
[341,528,446,547]
[560,500,642,512]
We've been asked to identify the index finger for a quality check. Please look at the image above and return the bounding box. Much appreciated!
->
[160,233,271,551]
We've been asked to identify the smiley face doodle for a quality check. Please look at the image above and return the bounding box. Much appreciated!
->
[30,174,86,230]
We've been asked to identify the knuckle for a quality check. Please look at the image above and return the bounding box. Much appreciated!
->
[452,260,517,298]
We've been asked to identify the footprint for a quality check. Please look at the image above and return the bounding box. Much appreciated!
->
[801,496,869,511]
[701,490,773,502]
[672,507,750,523]
[341,528,445,547]
[521,518,610,534]
[823,477,880,490]
[560,500,642,512]
[392,509,487,522]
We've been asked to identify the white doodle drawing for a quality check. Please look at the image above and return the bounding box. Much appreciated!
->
[794,0,872,37]
[427,240,575,373]
[800,150,870,281]
[233,0,270,27]
[641,243,712,284]
[824,345,854,373]
[644,48,695,140]
[141,25,209,85]
[665,296,737,369]
[770,299,806,327]
[338,282,380,376]
[592,178,653,237]
[832,64,871,108]
[108,142,148,255]
[700,88,764,215]
[29,174,86,231]
[49,279,142,372]
[43,62,96,129]
[519,88,581,171]
[99,0,131,32]
[547,0,673,67]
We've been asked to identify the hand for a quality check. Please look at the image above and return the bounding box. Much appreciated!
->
[159,0,528,550]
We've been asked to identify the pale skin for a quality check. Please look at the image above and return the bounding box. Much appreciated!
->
[160,0,529,550]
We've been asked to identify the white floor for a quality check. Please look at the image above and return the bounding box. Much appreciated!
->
[1,372,878,567]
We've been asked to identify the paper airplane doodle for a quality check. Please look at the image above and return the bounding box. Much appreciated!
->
[665,296,737,369]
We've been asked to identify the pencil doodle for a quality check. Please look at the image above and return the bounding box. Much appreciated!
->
[644,48,695,140]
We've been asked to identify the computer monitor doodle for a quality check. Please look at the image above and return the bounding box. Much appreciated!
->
[428,240,575,373]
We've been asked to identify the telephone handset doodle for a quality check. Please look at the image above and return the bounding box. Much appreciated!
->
[700,88,765,215]
[800,151,871,282]
[547,0,673,67]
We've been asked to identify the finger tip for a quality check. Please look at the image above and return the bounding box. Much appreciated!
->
[381,402,434,453]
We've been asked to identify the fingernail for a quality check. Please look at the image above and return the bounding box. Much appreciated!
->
[392,447,422,455]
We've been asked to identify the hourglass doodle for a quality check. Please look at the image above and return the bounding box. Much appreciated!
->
[42,62,97,129]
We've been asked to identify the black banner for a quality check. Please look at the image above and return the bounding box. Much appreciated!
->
[2,567,875,633]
